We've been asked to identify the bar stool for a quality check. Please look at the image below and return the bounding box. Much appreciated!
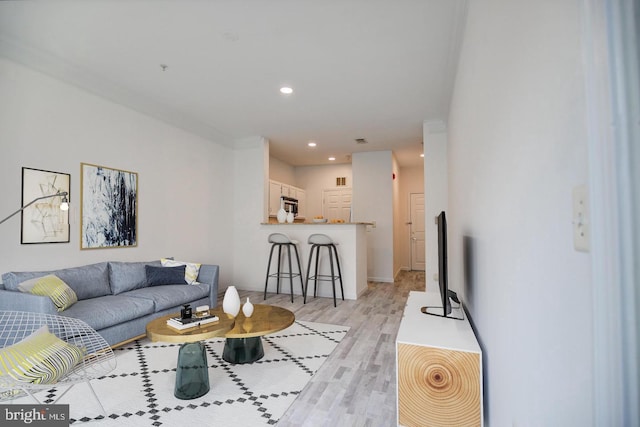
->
[304,233,344,307]
[264,233,304,303]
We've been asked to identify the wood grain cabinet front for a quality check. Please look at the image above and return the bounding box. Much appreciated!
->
[396,291,483,427]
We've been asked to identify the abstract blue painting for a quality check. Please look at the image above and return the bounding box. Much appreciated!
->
[81,163,137,249]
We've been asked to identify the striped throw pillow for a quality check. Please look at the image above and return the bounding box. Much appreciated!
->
[0,325,85,384]
[161,258,202,284]
[17,275,78,311]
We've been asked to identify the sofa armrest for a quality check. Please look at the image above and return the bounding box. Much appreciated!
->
[0,289,58,314]
[196,264,219,307]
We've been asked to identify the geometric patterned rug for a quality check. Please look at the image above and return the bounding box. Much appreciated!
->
[11,320,349,426]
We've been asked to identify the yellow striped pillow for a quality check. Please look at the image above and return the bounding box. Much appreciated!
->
[0,325,85,384]
[161,258,202,284]
[17,275,78,311]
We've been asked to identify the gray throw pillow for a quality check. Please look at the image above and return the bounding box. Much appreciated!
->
[145,265,187,286]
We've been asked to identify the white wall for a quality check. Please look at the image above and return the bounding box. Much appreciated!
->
[294,163,353,219]
[0,58,235,284]
[448,1,592,425]
[423,123,448,293]
[268,156,296,185]
[352,151,394,282]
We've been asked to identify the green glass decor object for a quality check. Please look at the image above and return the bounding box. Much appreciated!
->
[175,342,209,399]
[223,337,265,364]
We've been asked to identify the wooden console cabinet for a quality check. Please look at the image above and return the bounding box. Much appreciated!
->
[396,291,483,426]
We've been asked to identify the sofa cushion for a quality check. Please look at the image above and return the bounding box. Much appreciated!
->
[0,325,85,385]
[17,275,78,312]
[61,295,155,331]
[145,265,187,286]
[2,262,111,300]
[125,283,210,312]
[108,260,161,295]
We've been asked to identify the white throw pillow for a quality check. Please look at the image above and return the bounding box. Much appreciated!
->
[160,258,201,285]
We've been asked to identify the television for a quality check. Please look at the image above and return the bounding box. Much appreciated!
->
[422,211,463,320]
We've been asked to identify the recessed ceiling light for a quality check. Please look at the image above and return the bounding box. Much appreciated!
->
[328,156,336,161]
[280,86,293,95]
[308,141,317,147]
[420,153,424,157]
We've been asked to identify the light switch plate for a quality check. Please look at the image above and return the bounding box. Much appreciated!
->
[572,185,590,252]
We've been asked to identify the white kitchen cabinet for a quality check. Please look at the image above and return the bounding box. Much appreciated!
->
[287,186,296,199]
[296,189,306,218]
[269,181,283,216]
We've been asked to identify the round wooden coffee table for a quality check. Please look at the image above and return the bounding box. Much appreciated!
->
[146,304,295,399]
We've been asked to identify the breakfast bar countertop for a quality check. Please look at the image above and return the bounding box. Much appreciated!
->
[261,221,374,225]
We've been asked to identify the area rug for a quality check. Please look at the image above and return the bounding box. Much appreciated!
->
[12,320,349,426]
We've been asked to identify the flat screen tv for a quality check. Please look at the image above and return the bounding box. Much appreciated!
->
[422,211,463,320]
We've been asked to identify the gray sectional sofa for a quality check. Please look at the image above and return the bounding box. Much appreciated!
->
[0,260,219,347]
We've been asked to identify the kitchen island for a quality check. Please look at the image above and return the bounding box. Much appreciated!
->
[260,222,372,300]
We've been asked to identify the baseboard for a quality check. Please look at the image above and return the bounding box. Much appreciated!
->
[368,276,395,283]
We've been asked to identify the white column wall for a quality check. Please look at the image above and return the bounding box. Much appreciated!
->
[352,151,394,282]
[423,122,448,293]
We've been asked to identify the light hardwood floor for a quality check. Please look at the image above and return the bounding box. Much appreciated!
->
[229,270,425,427]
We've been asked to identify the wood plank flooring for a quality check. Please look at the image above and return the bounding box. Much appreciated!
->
[228,270,425,427]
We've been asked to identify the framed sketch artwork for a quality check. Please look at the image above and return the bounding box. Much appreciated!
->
[81,163,138,249]
[21,167,70,244]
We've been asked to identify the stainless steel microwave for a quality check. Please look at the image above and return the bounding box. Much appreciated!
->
[281,196,298,217]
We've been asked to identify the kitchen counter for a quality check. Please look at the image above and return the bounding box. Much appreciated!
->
[262,221,374,226]
[260,222,370,300]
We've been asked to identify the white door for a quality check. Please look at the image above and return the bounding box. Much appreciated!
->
[410,193,425,271]
[322,188,352,222]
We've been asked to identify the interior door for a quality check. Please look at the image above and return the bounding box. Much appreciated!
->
[323,188,352,222]
[410,193,425,271]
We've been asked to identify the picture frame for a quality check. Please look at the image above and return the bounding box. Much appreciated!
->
[21,167,70,244]
[81,163,138,249]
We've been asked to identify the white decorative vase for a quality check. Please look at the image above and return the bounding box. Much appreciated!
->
[277,199,287,223]
[222,286,241,317]
[286,207,294,223]
[242,297,254,318]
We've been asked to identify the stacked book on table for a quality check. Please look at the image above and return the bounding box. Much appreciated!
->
[166,314,219,331]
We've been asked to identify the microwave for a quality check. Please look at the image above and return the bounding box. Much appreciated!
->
[281,196,298,217]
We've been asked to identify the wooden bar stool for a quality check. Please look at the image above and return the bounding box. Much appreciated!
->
[264,233,304,303]
[304,233,344,307]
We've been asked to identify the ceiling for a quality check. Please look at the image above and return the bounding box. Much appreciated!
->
[0,1,467,167]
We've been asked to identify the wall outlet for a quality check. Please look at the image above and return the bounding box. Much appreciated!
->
[433,273,439,281]
[572,185,590,252]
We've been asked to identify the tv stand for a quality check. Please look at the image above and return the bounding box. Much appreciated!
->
[420,302,465,320]
[396,291,483,426]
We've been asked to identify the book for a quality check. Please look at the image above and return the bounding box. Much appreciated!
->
[166,315,219,331]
